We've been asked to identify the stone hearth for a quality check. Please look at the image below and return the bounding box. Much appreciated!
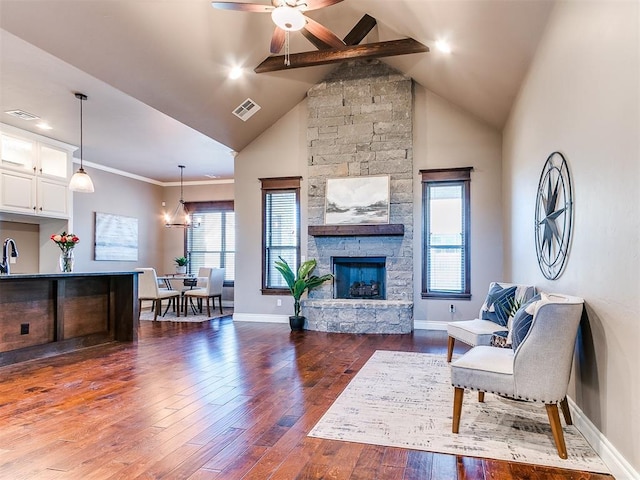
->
[302,299,413,334]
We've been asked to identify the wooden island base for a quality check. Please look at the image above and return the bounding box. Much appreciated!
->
[0,271,138,366]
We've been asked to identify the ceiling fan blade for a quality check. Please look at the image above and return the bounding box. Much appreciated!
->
[270,27,286,54]
[301,0,343,11]
[211,2,273,13]
[303,16,345,49]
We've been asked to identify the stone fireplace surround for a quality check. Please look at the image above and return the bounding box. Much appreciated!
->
[302,60,414,334]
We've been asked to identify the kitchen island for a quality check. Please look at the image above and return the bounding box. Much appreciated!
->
[0,271,138,366]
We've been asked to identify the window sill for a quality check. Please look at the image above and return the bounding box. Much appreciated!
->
[422,292,472,300]
[261,288,290,296]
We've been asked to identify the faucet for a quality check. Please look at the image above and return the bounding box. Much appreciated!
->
[0,238,19,275]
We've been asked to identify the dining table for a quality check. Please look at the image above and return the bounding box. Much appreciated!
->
[157,274,207,314]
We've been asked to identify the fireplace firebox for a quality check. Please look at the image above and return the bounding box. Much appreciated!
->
[332,256,386,300]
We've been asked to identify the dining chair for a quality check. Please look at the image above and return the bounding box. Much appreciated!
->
[183,268,224,317]
[136,267,181,321]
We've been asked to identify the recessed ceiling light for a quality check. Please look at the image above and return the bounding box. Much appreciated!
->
[205,173,219,179]
[36,122,53,130]
[435,39,452,54]
[229,67,242,80]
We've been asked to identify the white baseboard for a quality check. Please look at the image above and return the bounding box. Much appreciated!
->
[232,313,288,324]
[415,320,448,331]
[568,397,639,479]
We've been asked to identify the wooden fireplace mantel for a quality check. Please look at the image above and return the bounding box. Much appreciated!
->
[308,224,404,237]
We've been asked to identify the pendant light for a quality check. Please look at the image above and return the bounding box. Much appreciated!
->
[68,93,95,193]
[164,165,191,228]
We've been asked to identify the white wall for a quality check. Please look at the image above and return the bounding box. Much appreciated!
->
[0,221,39,273]
[71,168,164,272]
[234,101,309,319]
[503,1,640,474]
[413,86,504,324]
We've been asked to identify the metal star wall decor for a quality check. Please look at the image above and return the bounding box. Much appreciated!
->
[534,151,573,280]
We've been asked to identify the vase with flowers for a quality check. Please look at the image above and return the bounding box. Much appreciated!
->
[51,232,80,273]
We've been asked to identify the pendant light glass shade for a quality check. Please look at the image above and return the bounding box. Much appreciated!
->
[69,168,95,193]
[165,165,191,228]
[69,93,94,193]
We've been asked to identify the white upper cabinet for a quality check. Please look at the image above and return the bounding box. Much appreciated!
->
[39,144,69,180]
[0,133,36,172]
[0,124,75,218]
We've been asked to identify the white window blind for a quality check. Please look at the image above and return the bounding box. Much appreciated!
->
[427,185,465,292]
[265,191,298,288]
[186,207,235,283]
[261,177,301,293]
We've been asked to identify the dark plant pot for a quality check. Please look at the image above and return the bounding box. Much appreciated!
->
[289,315,305,331]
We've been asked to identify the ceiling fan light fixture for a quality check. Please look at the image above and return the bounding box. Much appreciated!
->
[271,6,305,31]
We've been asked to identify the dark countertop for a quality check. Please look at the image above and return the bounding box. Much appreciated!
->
[0,271,140,280]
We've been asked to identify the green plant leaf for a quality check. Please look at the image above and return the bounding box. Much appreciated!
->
[274,256,333,312]
[297,259,317,279]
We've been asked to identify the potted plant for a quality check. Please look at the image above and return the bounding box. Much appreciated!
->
[174,256,188,274]
[274,256,333,331]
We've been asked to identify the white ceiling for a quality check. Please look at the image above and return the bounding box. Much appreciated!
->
[0,0,555,183]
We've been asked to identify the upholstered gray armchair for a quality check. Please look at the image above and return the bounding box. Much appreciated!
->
[450,293,584,459]
[446,282,537,362]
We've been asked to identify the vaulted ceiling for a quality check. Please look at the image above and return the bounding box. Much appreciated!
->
[0,0,555,182]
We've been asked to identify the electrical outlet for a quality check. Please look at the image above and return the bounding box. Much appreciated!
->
[449,304,455,313]
[10,257,16,264]
[20,323,29,335]
[277,299,282,307]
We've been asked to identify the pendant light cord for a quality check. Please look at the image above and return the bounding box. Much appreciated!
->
[179,165,185,203]
[79,97,83,170]
[75,93,88,172]
[285,31,291,67]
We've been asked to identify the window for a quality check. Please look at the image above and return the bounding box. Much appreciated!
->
[261,177,301,294]
[185,201,235,284]
[421,168,472,298]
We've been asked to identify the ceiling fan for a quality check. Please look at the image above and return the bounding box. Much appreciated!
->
[211,0,346,54]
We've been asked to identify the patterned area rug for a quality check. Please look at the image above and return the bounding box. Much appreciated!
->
[309,350,608,474]
[140,307,233,323]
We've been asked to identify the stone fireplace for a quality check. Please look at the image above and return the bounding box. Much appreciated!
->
[302,60,414,334]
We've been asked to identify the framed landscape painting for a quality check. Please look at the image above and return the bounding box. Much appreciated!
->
[325,175,390,225]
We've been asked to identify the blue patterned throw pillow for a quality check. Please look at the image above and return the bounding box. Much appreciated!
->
[511,294,542,350]
[480,284,517,327]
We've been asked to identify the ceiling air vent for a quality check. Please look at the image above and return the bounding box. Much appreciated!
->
[232,98,261,122]
[4,109,40,121]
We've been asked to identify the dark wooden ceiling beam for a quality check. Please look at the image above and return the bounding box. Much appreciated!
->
[343,14,377,46]
[302,13,377,50]
[254,38,428,73]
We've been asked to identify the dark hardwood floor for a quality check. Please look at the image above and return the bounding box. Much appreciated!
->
[0,318,614,479]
